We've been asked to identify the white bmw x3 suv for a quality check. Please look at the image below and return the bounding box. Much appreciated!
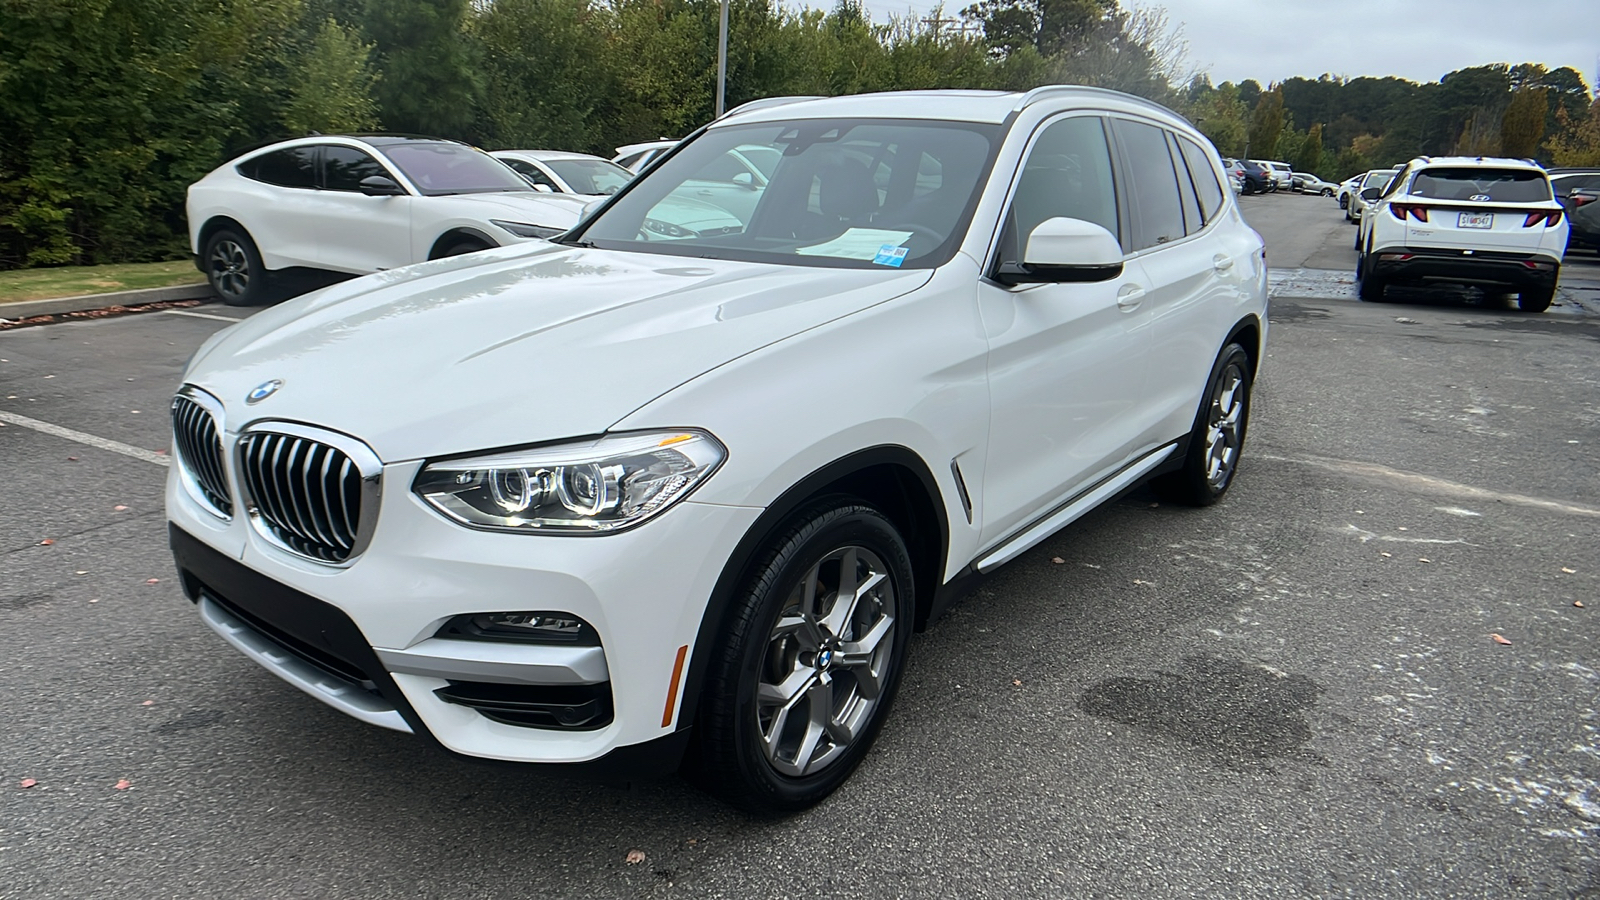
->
[186,135,590,306]
[1355,157,1567,311]
[167,88,1268,812]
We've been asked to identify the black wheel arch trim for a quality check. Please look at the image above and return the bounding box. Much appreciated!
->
[196,217,256,272]
[679,445,952,734]
[429,227,499,259]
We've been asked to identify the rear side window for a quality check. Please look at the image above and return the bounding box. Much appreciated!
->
[240,147,317,189]
[1411,168,1551,203]
[1179,137,1226,223]
[1113,119,1186,250]
[1167,133,1203,235]
[322,145,389,192]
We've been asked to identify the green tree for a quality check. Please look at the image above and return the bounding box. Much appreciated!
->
[281,18,381,135]
[359,0,480,136]
[1499,87,1548,159]
[1248,88,1284,159]
[1547,99,1600,166]
[1294,123,1323,175]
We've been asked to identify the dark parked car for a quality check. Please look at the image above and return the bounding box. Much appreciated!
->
[1549,167,1600,251]
[1237,160,1274,194]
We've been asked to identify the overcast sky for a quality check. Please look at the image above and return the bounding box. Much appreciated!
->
[866,0,1600,89]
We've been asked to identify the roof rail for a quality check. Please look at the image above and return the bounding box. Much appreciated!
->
[1015,85,1191,124]
[719,96,826,120]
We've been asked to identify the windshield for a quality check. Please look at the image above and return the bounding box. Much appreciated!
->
[1362,171,1395,188]
[545,158,634,195]
[380,142,531,196]
[570,119,1001,269]
[1410,168,1551,203]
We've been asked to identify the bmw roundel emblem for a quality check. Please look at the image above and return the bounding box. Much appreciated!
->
[246,379,283,404]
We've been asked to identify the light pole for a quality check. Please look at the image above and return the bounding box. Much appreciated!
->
[715,0,729,117]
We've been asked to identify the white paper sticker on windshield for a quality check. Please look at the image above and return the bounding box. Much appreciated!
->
[795,229,914,261]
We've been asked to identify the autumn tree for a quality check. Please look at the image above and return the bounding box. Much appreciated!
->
[1248,88,1284,159]
[1295,123,1323,175]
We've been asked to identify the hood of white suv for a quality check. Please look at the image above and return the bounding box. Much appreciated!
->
[185,243,931,461]
[442,191,590,228]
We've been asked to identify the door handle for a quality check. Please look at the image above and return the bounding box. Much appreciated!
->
[1116,284,1146,311]
[1213,254,1235,271]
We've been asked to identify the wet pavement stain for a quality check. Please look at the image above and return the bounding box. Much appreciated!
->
[1079,654,1323,770]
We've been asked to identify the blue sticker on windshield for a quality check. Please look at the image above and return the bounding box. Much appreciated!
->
[873,245,909,267]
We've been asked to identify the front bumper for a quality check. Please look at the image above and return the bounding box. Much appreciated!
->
[1369,248,1560,289]
[167,453,761,769]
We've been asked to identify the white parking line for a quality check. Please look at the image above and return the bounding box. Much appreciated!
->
[0,410,170,467]
[1261,453,1600,518]
[163,309,246,323]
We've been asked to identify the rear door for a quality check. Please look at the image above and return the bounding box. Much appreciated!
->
[977,114,1153,545]
[309,144,414,273]
[233,146,321,268]
[1401,167,1559,254]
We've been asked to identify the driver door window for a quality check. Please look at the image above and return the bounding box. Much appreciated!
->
[998,115,1120,266]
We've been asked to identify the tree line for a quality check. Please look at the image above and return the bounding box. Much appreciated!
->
[2,0,1598,270]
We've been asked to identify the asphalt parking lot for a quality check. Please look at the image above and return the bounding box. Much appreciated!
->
[3,193,1599,899]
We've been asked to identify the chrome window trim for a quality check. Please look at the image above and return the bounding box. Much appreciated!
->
[172,385,233,521]
[235,420,384,568]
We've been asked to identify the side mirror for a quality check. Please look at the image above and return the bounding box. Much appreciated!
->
[581,197,606,218]
[995,217,1124,286]
[359,175,404,197]
[1359,187,1381,201]
[530,183,554,193]
[731,171,757,189]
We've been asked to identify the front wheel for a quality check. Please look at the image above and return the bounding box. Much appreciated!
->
[202,228,267,307]
[1157,344,1252,507]
[695,500,915,813]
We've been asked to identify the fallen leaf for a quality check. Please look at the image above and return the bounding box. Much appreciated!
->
[43,374,55,379]
[1051,557,1065,564]
[1012,678,1022,687]
[130,410,140,414]
[141,700,154,707]
[144,578,159,585]
[19,778,37,789]
[625,850,646,865]
[685,838,699,846]
[154,449,167,455]
[89,598,99,603]
[1490,633,1512,646]
[114,779,132,790]
[1379,551,1392,558]
[67,456,78,461]
[1418,557,1431,563]
[1575,601,1585,608]
[74,570,86,575]
[1561,567,1577,574]
[114,505,129,511]
[39,538,54,546]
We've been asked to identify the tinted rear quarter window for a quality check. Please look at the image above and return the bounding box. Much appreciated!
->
[1178,137,1226,224]
[1411,168,1551,203]
[241,147,317,189]
[1113,119,1186,251]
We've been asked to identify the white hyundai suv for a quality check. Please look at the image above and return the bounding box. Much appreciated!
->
[187,135,590,306]
[1356,157,1567,311]
[167,88,1268,812]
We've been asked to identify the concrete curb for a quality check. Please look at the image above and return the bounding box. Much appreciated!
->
[0,282,216,322]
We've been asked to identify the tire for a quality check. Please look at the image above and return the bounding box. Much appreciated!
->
[1356,260,1387,302]
[1339,195,1349,209]
[1157,343,1252,507]
[432,237,492,260]
[1517,286,1554,312]
[695,499,915,814]
[202,228,267,307]
[1322,188,1335,197]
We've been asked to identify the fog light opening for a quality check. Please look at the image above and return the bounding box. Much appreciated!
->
[438,611,599,645]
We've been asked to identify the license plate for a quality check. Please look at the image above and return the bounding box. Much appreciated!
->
[1458,212,1493,229]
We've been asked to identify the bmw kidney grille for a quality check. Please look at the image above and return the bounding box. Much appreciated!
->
[171,394,233,518]
[238,431,367,563]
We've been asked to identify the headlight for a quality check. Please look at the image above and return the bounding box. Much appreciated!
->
[414,430,726,534]
[490,219,565,239]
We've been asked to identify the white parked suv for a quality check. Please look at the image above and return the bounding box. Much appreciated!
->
[1355,157,1567,311]
[187,135,590,306]
[490,150,635,197]
[167,87,1268,812]
[1346,167,1400,223]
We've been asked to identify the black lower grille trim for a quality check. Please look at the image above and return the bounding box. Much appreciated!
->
[434,681,614,730]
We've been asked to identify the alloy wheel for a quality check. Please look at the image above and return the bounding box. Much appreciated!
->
[755,545,896,778]
[1205,364,1246,489]
[208,240,250,299]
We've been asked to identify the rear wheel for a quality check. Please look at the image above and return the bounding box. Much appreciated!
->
[1321,188,1335,197]
[1356,260,1387,302]
[1158,343,1252,507]
[695,499,915,813]
[202,228,267,307]
[1517,285,1555,312]
[431,236,493,259]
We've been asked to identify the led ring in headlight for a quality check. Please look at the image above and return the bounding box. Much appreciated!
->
[414,430,725,533]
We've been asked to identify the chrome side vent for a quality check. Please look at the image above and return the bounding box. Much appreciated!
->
[171,391,232,518]
[237,424,381,565]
